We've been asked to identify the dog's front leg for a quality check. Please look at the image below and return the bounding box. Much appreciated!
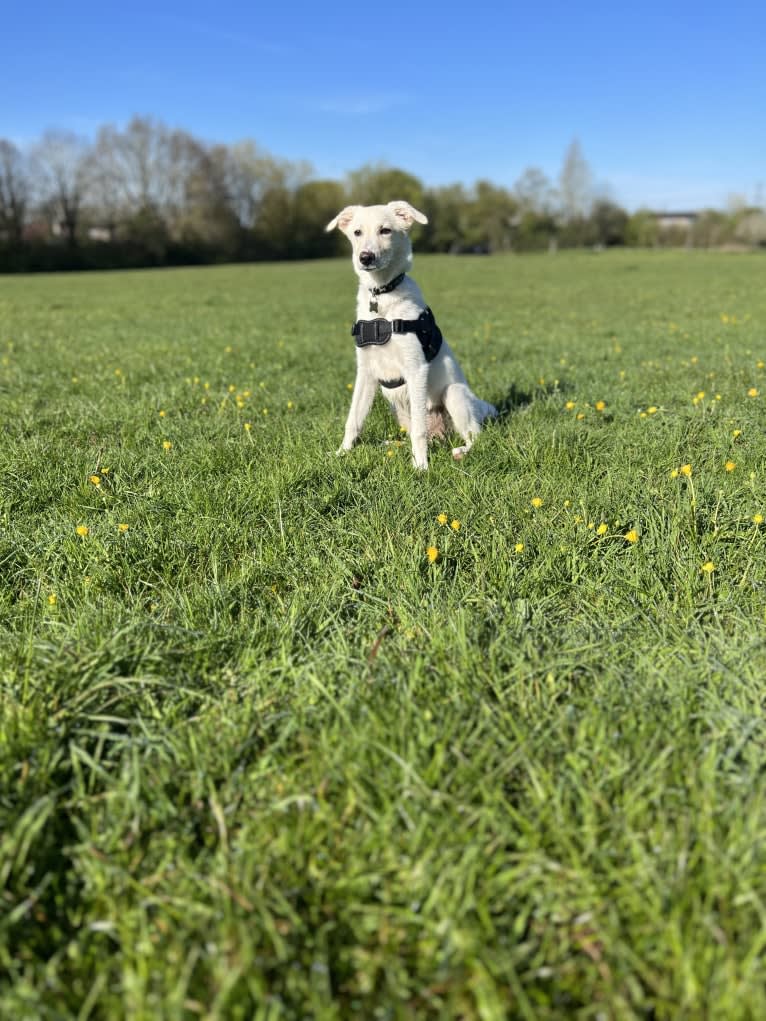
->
[407,367,430,470]
[339,365,377,452]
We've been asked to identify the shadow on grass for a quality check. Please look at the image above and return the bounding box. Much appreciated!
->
[491,380,572,424]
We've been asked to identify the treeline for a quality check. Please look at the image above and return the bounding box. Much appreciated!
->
[1,117,765,272]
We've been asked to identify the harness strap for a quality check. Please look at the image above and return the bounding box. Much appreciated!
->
[351,307,443,365]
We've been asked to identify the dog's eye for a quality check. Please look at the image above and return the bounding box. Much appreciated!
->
[379,226,392,235]
[353,229,362,237]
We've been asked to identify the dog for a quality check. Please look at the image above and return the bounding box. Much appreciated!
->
[326,200,496,470]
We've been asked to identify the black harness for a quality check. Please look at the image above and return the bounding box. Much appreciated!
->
[351,307,443,389]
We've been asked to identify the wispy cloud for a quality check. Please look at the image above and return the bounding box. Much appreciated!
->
[311,94,410,116]
[156,13,292,55]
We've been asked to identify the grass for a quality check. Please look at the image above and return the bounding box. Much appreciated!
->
[1,250,765,1019]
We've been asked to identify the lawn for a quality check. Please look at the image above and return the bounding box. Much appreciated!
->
[1,250,765,1019]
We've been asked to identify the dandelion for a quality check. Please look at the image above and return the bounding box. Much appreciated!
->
[244,422,252,431]
[576,412,585,420]
[426,546,439,563]
[701,561,715,574]
[624,529,639,544]
[514,542,524,553]
[287,401,294,409]
[565,400,576,411]
[748,387,759,398]
[647,405,658,415]
[530,497,543,509]
[228,384,236,393]
[680,463,692,477]
[725,460,736,472]
[47,593,57,606]
[450,519,461,531]
[436,513,448,525]
[101,467,110,475]
[76,525,89,537]
[596,523,608,536]
[753,514,764,526]
[162,440,173,450]
[595,400,606,412]
[89,475,101,487]
[118,523,129,533]
[732,429,742,439]
[159,409,166,418]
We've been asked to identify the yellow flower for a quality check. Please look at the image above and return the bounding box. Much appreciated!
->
[287,401,294,409]
[244,422,252,431]
[450,519,461,531]
[47,593,57,606]
[228,384,236,393]
[530,497,543,509]
[159,409,166,418]
[596,523,608,536]
[426,546,439,563]
[647,406,658,415]
[624,530,639,544]
[162,440,173,450]
[725,460,736,472]
[514,542,524,553]
[76,525,89,537]
[748,387,758,398]
[679,463,692,477]
[732,429,742,439]
[701,561,715,574]
[118,523,129,533]
[576,412,585,420]
[753,514,764,526]
[89,474,101,486]
[436,513,448,525]
[594,400,606,412]
[565,401,576,411]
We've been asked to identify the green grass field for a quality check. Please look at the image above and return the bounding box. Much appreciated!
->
[1,251,765,1019]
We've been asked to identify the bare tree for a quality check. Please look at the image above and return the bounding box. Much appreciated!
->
[33,130,92,245]
[0,140,30,243]
[558,139,593,222]
[513,166,556,215]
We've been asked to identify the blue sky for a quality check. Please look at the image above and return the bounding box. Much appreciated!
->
[4,1,765,210]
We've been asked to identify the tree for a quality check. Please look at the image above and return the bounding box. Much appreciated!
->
[290,180,348,258]
[558,139,593,222]
[513,166,556,215]
[421,184,470,253]
[346,164,425,210]
[0,140,30,243]
[33,131,91,245]
[591,199,628,246]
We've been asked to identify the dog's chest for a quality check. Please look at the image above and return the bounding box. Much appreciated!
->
[357,334,412,381]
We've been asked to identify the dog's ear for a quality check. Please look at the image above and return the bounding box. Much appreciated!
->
[388,201,428,230]
[325,206,358,233]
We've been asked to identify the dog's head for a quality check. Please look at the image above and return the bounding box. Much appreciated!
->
[325,201,428,277]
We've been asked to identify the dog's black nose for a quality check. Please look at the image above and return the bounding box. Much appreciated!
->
[359,250,376,267]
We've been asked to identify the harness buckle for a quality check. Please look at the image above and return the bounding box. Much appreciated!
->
[355,318,393,346]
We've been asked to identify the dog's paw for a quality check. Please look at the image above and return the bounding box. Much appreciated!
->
[411,456,429,471]
[451,445,470,460]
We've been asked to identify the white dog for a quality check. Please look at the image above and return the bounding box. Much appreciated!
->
[326,200,496,470]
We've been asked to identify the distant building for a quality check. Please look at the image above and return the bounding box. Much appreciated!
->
[652,211,699,232]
